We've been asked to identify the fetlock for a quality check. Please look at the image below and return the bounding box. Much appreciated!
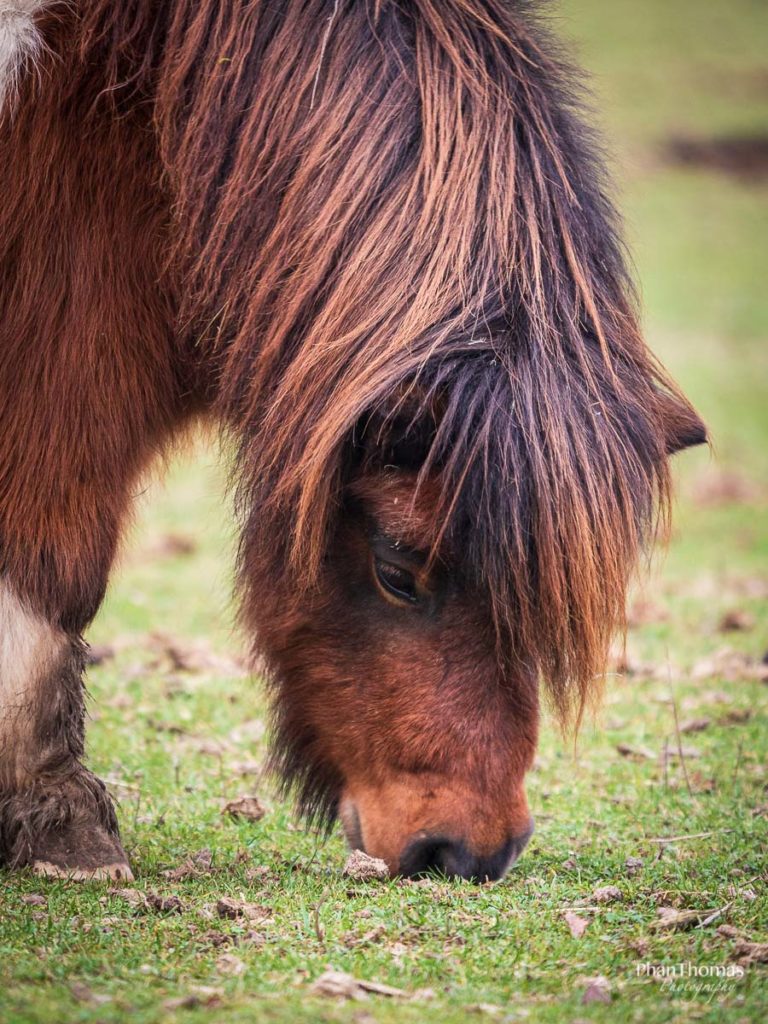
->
[0,763,132,882]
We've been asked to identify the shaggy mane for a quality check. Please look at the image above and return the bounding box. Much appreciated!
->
[77,0,701,726]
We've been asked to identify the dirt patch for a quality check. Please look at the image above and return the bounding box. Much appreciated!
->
[663,134,768,182]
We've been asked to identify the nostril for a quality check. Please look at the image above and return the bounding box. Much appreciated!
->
[399,835,503,881]
[399,836,459,878]
[399,821,534,882]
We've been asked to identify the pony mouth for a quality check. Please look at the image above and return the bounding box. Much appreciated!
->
[338,788,534,881]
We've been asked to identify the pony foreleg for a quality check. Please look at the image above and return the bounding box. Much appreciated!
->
[0,23,194,876]
[0,593,128,879]
[0,389,188,880]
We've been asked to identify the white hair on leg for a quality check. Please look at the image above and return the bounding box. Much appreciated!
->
[0,582,134,881]
[0,2,51,110]
[0,578,66,785]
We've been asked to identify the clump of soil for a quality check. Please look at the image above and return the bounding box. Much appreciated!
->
[343,849,389,881]
[221,795,267,821]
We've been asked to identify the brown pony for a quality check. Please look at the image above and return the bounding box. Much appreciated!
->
[0,0,705,882]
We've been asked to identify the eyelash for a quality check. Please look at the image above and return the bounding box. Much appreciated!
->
[373,557,419,605]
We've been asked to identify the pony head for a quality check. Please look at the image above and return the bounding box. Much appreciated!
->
[150,0,706,877]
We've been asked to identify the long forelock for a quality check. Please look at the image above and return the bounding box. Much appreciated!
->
[219,1,687,722]
[79,0,692,725]
[224,3,678,719]
[416,343,671,724]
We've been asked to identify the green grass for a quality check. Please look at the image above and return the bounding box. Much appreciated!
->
[2,0,767,1021]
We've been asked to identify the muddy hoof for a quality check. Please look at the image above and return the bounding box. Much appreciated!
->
[30,827,133,883]
[33,859,134,882]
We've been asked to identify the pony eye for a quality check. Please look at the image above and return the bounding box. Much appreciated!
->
[373,558,419,605]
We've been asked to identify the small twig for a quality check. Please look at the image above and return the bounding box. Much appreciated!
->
[695,876,761,930]
[647,829,735,844]
[104,777,141,794]
[663,736,669,789]
[313,888,330,947]
[697,900,736,929]
[661,650,693,797]
[670,696,694,797]
[732,738,744,792]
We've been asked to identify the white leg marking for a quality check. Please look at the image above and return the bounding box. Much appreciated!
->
[0,578,66,777]
[0,2,50,110]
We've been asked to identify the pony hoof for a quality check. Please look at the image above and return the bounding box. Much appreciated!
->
[32,860,134,883]
[27,826,134,883]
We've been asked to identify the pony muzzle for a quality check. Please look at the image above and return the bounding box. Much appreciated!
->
[339,778,533,882]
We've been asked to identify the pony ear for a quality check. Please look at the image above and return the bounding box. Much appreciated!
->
[658,391,707,455]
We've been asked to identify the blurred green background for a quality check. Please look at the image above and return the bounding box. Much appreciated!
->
[569,0,768,485]
[562,0,768,662]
